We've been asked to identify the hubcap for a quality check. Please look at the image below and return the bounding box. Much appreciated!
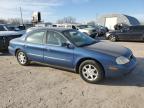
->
[18,52,27,64]
[96,33,99,37]
[111,36,116,41]
[82,64,98,81]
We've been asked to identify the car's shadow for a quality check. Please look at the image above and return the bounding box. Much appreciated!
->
[29,62,77,74]
[0,51,11,56]
[29,57,144,87]
[1,51,144,87]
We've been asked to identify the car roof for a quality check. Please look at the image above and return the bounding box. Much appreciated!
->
[29,27,73,32]
[0,24,6,26]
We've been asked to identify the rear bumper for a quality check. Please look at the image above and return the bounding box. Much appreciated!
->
[105,57,137,77]
[8,46,15,55]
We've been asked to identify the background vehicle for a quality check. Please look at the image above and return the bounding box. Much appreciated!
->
[88,25,108,36]
[106,26,144,42]
[72,25,98,38]
[51,24,99,38]
[114,23,129,30]
[9,28,136,83]
[17,25,26,30]
[0,24,24,52]
[0,24,21,31]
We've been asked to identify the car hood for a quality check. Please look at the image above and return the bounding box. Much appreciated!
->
[0,31,23,36]
[83,42,131,57]
[108,30,120,33]
[83,27,95,31]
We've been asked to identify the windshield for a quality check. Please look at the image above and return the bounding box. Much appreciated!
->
[87,25,95,28]
[6,26,20,31]
[5,25,19,31]
[63,30,96,47]
[77,25,88,29]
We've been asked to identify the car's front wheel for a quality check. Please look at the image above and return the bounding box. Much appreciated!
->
[110,35,117,42]
[79,60,104,84]
[16,50,29,66]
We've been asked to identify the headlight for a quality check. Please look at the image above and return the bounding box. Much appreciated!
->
[116,56,130,64]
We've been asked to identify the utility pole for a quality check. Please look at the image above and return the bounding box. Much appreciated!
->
[19,0,23,25]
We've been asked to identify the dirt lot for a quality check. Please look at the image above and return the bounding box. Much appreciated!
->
[0,40,144,108]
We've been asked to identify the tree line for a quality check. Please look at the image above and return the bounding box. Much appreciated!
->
[0,16,96,25]
[0,18,31,25]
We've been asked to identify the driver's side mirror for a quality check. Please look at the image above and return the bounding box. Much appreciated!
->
[61,43,74,49]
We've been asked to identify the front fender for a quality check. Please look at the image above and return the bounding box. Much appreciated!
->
[73,48,116,72]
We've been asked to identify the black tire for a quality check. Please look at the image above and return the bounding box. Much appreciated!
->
[105,36,109,40]
[95,33,99,37]
[110,35,117,42]
[16,50,29,66]
[79,60,104,84]
[91,35,96,39]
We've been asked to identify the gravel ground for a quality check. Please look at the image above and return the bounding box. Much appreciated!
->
[0,40,144,108]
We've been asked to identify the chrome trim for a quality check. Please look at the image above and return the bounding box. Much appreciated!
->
[28,53,43,57]
[28,53,70,62]
[46,43,61,47]
[44,56,70,62]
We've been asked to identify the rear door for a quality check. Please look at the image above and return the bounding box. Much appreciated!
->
[24,30,46,62]
[129,27,143,41]
[44,30,74,69]
[117,28,132,40]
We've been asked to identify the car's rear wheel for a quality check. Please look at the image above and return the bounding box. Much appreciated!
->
[16,50,29,66]
[79,60,104,84]
[110,35,117,42]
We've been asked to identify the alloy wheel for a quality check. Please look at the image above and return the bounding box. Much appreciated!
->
[82,64,99,81]
[17,51,27,65]
[110,35,116,42]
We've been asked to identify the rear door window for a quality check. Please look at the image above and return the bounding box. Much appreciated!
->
[26,30,45,44]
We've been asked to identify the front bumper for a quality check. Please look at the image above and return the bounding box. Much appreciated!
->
[105,56,137,77]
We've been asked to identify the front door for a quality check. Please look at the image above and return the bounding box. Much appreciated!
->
[117,29,131,40]
[44,30,74,69]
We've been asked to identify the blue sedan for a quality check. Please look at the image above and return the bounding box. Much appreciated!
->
[8,28,137,83]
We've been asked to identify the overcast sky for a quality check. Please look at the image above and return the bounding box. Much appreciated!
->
[0,0,143,23]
